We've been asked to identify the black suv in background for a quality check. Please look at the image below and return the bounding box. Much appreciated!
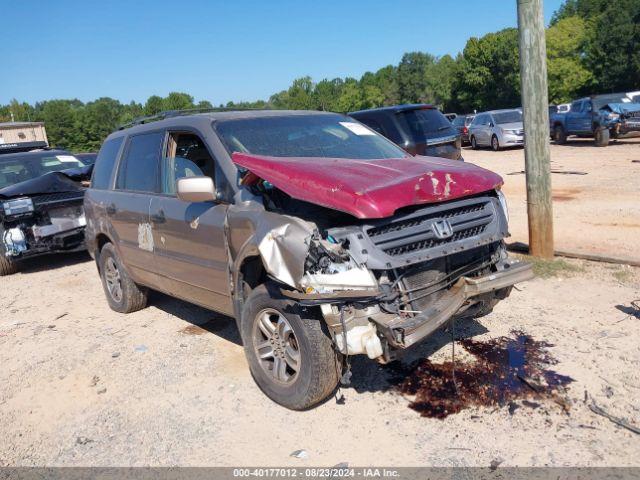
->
[349,104,462,160]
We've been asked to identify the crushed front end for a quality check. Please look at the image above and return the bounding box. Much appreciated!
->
[283,193,533,361]
[1,191,87,261]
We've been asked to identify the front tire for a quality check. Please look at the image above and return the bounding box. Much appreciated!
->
[241,284,341,410]
[0,229,19,276]
[0,254,19,276]
[594,128,610,147]
[491,135,500,151]
[98,243,148,313]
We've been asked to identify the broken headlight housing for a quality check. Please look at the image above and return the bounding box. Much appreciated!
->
[497,190,509,223]
[2,197,34,217]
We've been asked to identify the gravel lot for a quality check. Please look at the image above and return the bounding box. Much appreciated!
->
[1,142,639,467]
[464,138,640,262]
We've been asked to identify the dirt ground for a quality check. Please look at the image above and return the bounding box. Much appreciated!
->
[464,138,640,262]
[1,140,639,467]
[1,254,639,467]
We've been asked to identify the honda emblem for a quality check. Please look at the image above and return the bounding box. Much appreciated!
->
[431,219,454,239]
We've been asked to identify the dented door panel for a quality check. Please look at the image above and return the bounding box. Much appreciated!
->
[153,196,233,314]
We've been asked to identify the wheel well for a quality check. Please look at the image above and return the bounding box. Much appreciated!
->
[96,234,111,253]
[239,256,268,300]
[94,234,112,272]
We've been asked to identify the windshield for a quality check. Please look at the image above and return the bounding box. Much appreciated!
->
[0,151,84,189]
[397,108,453,140]
[593,94,633,110]
[493,110,522,124]
[215,114,408,159]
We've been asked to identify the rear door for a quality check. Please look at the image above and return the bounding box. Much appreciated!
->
[151,130,233,315]
[108,131,164,288]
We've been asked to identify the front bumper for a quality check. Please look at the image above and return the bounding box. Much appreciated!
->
[376,260,533,348]
[501,132,524,146]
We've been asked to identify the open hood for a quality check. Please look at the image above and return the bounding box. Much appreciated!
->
[0,165,92,199]
[233,153,503,219]
[605,103,640,114]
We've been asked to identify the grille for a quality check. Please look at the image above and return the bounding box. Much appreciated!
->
[628,111,640,118]
[32,191,85,206]
[366,198,495,257]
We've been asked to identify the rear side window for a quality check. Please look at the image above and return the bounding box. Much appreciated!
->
[92,137,123,190]
[116,132,164,193]
[397,109,453,141]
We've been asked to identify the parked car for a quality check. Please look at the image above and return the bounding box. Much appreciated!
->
[468,109,524,151]
[0,147,92,275]
[75,152,98,166]
[349,104,462,160]
[452,114,475,146]
[85,109,532,410]
[550,93,640,146]
[627,91,640,103]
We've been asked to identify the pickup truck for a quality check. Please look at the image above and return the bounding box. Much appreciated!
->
[550,93,640,147]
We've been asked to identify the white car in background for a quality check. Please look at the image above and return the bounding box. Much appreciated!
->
[468,109,524,151]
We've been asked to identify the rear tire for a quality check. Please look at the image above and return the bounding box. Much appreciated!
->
[594,128,610,147]
[553,125,567,144]
[98,243,148,313]
[491,135,500,151]
[470,135,478,150]
[241,283,341,410]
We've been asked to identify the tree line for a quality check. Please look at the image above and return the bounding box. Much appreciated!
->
[1,0,638,152]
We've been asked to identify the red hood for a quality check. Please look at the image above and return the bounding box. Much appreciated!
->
[233,153,503,219]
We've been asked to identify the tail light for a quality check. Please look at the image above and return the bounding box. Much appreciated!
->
[462,126,468,134]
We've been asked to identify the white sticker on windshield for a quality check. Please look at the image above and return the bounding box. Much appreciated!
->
[56,155,79,163]
[339,121,375,136]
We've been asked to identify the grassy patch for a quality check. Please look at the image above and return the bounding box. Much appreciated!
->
[514,254,584,278]
[612,269,634,284]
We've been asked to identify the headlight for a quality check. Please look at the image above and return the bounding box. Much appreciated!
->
[505,129,520,134]
[2,197,34,217]
[607,112,620,120]
[497,190,509,223]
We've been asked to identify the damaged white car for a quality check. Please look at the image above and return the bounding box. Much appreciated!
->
[85,110,533,409]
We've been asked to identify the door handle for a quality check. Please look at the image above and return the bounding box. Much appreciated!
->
[151,210,166,224]
[106,203,116,215]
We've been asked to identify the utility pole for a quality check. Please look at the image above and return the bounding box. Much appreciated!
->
[517,0,554,258]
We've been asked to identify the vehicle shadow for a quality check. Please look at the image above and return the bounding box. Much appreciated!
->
[148,290,242,346]
[553,138,640,147]
[16,250,92,274]
[348,317,489,395]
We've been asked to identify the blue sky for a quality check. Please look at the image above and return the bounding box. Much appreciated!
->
[1,0,564,105]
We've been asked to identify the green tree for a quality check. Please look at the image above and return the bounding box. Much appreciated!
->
[452,28,521,111]
[335,80,364,112]
[546,16,593,103]
[74,97,124,151]
[144,95,164,115]
[34,100,83,149]
[586,0,640,92]
[397,52,435,103]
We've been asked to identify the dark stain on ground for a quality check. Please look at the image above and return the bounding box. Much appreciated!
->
[388,331,573,419]
[179,320,230,335]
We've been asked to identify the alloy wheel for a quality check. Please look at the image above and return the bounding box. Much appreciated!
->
[104,257,123,303]
[253,308,301,384]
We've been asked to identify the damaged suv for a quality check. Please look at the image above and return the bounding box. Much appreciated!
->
[0,148,91,275]
[85,110,533,409]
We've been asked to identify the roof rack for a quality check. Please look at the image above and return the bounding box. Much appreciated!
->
[117,107,270,130]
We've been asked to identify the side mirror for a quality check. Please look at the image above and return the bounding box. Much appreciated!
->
[489,122,495,127]
[176,176,216,203]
